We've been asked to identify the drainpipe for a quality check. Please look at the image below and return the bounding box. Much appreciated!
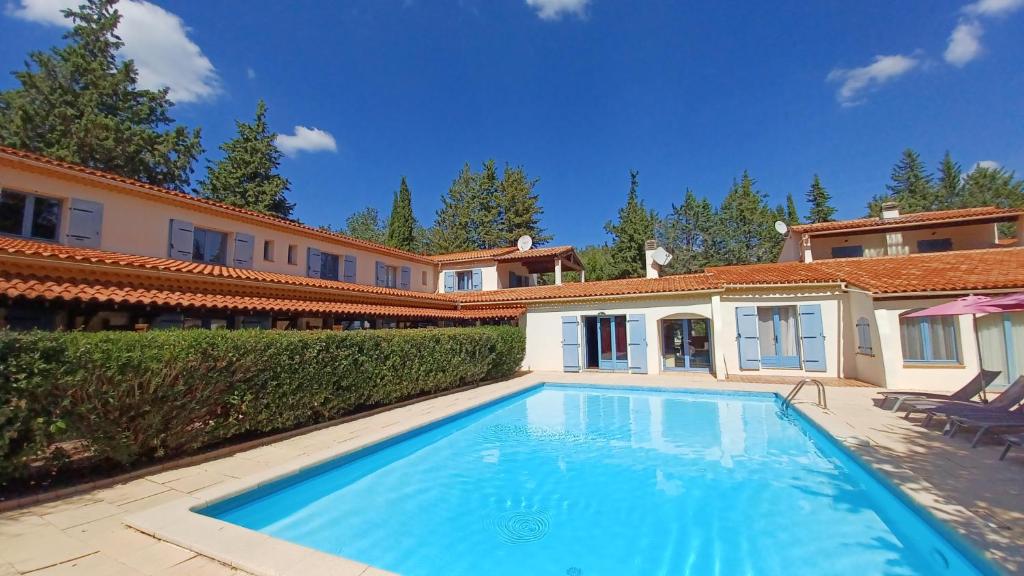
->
[555,258,563,285]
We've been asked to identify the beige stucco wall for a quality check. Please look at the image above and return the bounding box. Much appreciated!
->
[845,290,887,385]
[809,223,1000,261]
[0,164,437,292]
[437,261,535,293]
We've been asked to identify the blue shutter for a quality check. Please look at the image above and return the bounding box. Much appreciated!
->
[561,316,581,372]
[400,266,411,289]
[66,198,103,248]
[471,268,483,291]
[343,255,357,283]
[799,304,827,372]
[444,271,455,292]
[375,261,386,286]
[232,233,255,268]
[735,306,761,370]
[306,247,321,278]
[168,219,194,260]
[627,314,648,374]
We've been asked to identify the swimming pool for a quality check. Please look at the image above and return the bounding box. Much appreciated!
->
[202,384,998,575]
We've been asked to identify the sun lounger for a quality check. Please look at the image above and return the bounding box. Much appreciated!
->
[999,433,1023,461]
[878,369,1000,412]
[902,376,1024,425]
[947,407,1024,448]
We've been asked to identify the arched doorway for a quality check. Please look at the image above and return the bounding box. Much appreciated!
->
[659,316,713,372]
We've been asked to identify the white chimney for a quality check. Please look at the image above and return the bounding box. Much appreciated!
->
[644,240,673,278]
[881,201,900,220]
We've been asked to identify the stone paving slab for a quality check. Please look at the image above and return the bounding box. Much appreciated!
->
[0,371,1021,575]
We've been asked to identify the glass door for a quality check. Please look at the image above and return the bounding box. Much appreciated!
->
[758,306,801,368]
[661,318,712,372]
[597,315,628,371]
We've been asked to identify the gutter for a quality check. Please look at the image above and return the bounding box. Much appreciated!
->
[454,288,727,308]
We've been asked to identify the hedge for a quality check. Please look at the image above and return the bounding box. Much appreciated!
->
[0,325,524,485]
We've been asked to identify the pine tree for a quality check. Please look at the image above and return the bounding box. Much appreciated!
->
[934,151,963,210]
[709,171,780,265]
[576,245,616,281]
[498,164,551,246]
[475,160,504,248]
[385,177,418,251]
[960,166,1024,209]
[344,207,385,243]
[198,100,293,218]
[784,193,800,226]
[604,170,660,279]
[0,0,202,191]
[869,148,935,215]
[430,163,480,253]
[805,174,836,223]
[660,189,716,274]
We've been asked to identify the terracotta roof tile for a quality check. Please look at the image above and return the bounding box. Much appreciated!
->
[1,274,523,320]
[447,273,722,304]
[491,246,577,261]
[789,207,1023,235]
[0,145,436,264]
[428,247,520,263]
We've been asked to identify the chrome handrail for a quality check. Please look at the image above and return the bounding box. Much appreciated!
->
[782,378,827,411]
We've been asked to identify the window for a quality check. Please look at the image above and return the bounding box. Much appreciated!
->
[831,245,864,258]
[191,227,228,264]
[0,189,61,241]
[287,244,298,265]
[421,270,428,286]
[456,270,473,291]
[900,313,960,363]
[263,240,275,261]
[320,252,340,280]
[856,317,873,355]
[917,238,953,253]
[757,306,801,368]
[384,265,398,288]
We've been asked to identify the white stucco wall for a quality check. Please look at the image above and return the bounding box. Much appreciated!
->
[809,223,1000,261]
[845,290,887,386]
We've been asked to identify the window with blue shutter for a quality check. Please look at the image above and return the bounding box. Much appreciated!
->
[735,306,761,370]
[168,219,194,260]
[798,304,827,372]
[562,316,581,372]
[343,255,357,283]
[66,198,103,248]
[856,317,873,354]
[306,247,321,278]
[627,314,648,374]
[232,233,255,268]
[471,268,483,291]
[444,271,455,292]
[400,266,411,289]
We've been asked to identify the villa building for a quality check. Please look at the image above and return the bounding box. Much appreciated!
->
[2,144,1023,392]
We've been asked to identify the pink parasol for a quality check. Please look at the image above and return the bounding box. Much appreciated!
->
[986,292,1024,313]
[904,295,1004,318]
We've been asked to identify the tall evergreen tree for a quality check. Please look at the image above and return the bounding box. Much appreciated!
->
[604,170,660,279]
[784,193,801,226]
[430,163,480,254]
[498,164,551,246]
[960,166,1024,209]
[575,245,616,281]
[385,176,418,251]
[660,189,716,274]
[0,0,202,191]
[198,100,293,218]
[344,207,385,244]
[475,159,505,248]
[934,151,963,210]
[868,148,936,215]
[709,171,780,265]
[805,174,836,223]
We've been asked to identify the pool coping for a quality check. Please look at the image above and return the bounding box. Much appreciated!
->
[123,380,1004,576]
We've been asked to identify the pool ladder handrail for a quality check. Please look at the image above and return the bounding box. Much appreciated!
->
[782,378,827,411]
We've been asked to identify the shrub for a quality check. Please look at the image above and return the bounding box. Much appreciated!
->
[0,326,524,485]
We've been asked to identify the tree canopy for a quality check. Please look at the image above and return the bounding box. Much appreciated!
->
[385,177,418,251]
[604,171,660,279]
[343,207,386,244]
[805,174,836,223]
[0,0,202,191]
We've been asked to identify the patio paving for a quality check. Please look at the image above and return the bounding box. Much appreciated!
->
[0,371,1021,575]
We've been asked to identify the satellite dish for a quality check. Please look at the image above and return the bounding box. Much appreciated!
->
[774,220,790,237]
[652,246,673,266]
[517,235,533,252]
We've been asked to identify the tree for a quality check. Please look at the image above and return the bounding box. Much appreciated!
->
[197,100,293,218]
[934,151,963,210]
[385,177,418,251]
[575,245,616,281]
[960,166,1024,209]
[868,148,935,215]
[604,170,660,279]
[498,164,551,246]
[659,189,716,274]
[805,174,836,223]
[784,193,800,226]
[430,163,480,254]
[0,0,202,191]
[343,207,385,243]
[709,171,780,265]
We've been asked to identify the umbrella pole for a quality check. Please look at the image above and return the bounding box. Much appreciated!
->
[974,314,989,403]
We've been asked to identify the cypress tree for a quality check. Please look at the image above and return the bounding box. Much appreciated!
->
[805,174,836,223]
[604,170,660,278]
[198,100,293,218]
[385,176,418,251]
[935,151,963,210]
[0,0,202,191]
[784,193,801,226]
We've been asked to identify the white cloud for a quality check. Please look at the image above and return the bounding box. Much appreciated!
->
[963,0,1024,17]
[944,20,984,66]
[275,126,337,157]
[7,0,219,103]
[972,159,1001,171]
[826,54,919,106]
[246,67,256,80]
[525,0,589,20]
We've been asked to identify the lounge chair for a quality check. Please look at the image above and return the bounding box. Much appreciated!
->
[901,375,1024,425]
[947,406,1024,448]
[999,433,1023,461]
[877,369,1000,412]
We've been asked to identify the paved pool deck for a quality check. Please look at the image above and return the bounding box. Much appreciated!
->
[1,371,1021,575]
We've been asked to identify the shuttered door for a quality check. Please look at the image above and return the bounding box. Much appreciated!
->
[799,304,827,372]
[562,316,581,372]
[735,306,761,370]
[627,314,648,374]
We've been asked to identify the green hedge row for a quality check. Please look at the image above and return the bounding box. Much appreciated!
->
[0,326,525,485]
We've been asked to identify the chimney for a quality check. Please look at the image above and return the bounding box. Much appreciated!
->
[644,240,659,279]
[880,201,900,220]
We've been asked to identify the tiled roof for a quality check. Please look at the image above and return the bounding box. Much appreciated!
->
[0,237,449,303]
[789,207,1024,235]
[446,273,722,303]
[0,146,436,264]
[1,274,524,320]
[428,247,520,263]
[492,246,577,261]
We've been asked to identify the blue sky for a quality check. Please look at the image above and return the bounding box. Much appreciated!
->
[2,0,1022,247]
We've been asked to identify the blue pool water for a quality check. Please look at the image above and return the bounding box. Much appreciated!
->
[203,385,997,575]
